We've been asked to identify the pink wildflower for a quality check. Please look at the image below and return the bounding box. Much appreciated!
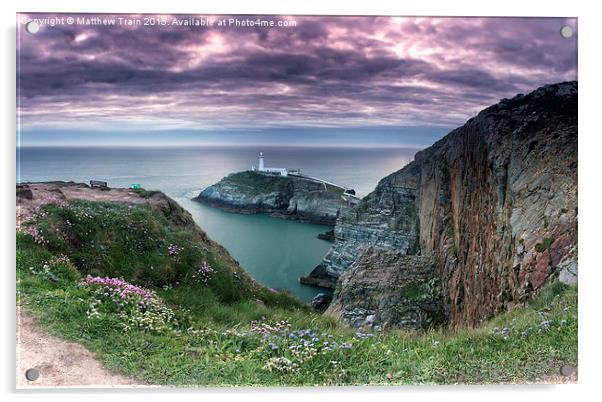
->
[192,261,215,284]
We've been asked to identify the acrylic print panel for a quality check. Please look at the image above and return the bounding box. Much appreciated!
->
[16,13,578,387]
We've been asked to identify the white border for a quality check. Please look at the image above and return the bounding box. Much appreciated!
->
[3,1,601,401]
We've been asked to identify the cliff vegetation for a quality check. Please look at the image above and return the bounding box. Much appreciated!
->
[16,182,576,385]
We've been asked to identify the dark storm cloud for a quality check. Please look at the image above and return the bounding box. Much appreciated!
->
[17,14,577,131]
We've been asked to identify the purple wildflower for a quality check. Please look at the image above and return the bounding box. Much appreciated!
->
[192,261,215,284]
[80,275,156,308]
[167,244,183,260]
[355,331,374,340]
[20,225,48,245]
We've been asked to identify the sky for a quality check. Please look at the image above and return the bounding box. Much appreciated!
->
[17,14,577,147]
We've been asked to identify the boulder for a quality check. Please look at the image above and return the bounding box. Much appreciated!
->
[326,248,443,330]
[309,293,332,312]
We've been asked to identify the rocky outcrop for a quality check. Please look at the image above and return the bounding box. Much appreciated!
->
[313,81,578,328]
[317,230,335,242]
[194,171,347,225]
[16,184,33,200]
[326,248,443,330]
[309,293,332,312]
[300,162,421,288]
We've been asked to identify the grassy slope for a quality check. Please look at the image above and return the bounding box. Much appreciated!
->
[222,171,291,195]
[16,198,577,386]
[221,171,345,197]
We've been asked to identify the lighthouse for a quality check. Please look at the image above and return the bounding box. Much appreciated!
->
[259,152,265,171]
[252,151,288,176]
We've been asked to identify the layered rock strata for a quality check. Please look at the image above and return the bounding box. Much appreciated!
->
[316,82,578,328]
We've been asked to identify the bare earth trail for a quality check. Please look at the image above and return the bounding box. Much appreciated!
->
[15,183,159,388]
[17,182,167,227]
[16,307,145,388]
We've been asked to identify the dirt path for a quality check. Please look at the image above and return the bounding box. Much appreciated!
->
[16,307,146,388]
[15,183,174,388]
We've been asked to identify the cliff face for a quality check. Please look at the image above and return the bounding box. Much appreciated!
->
[195,171,347,225]
[300,162,421,288]
[326,248,442,330]
[319,82,578,328]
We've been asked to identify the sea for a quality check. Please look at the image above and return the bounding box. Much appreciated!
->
[17,146,416,302]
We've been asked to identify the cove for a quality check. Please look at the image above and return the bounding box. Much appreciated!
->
[175,196,334,302]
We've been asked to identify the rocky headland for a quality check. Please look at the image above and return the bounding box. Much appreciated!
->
[194,171,350,226]
[310,81,578,330]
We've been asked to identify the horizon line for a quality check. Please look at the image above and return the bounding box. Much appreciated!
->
[16,143,429,150]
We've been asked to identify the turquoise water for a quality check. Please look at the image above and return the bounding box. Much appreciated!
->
[178,198,333,301]
[17,145,415,301]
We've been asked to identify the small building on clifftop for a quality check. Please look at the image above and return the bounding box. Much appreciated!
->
[251,152,288,176]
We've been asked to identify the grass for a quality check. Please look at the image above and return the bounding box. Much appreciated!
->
[16,198,577,386]
[225,171,290,195]
[324,183,346,195]
[129,188,161,198]
[223,171,344,198]
[536,237,554,253]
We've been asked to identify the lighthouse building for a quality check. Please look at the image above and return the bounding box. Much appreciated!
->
[251,152,288,176]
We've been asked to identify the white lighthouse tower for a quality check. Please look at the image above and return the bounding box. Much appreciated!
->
[258,152,265,171]
[252,151,288,176]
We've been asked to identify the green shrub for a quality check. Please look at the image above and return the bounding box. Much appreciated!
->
[535,237,554,253]
[130,188,160,198]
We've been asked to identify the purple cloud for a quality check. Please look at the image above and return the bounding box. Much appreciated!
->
[17,14,577,132]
